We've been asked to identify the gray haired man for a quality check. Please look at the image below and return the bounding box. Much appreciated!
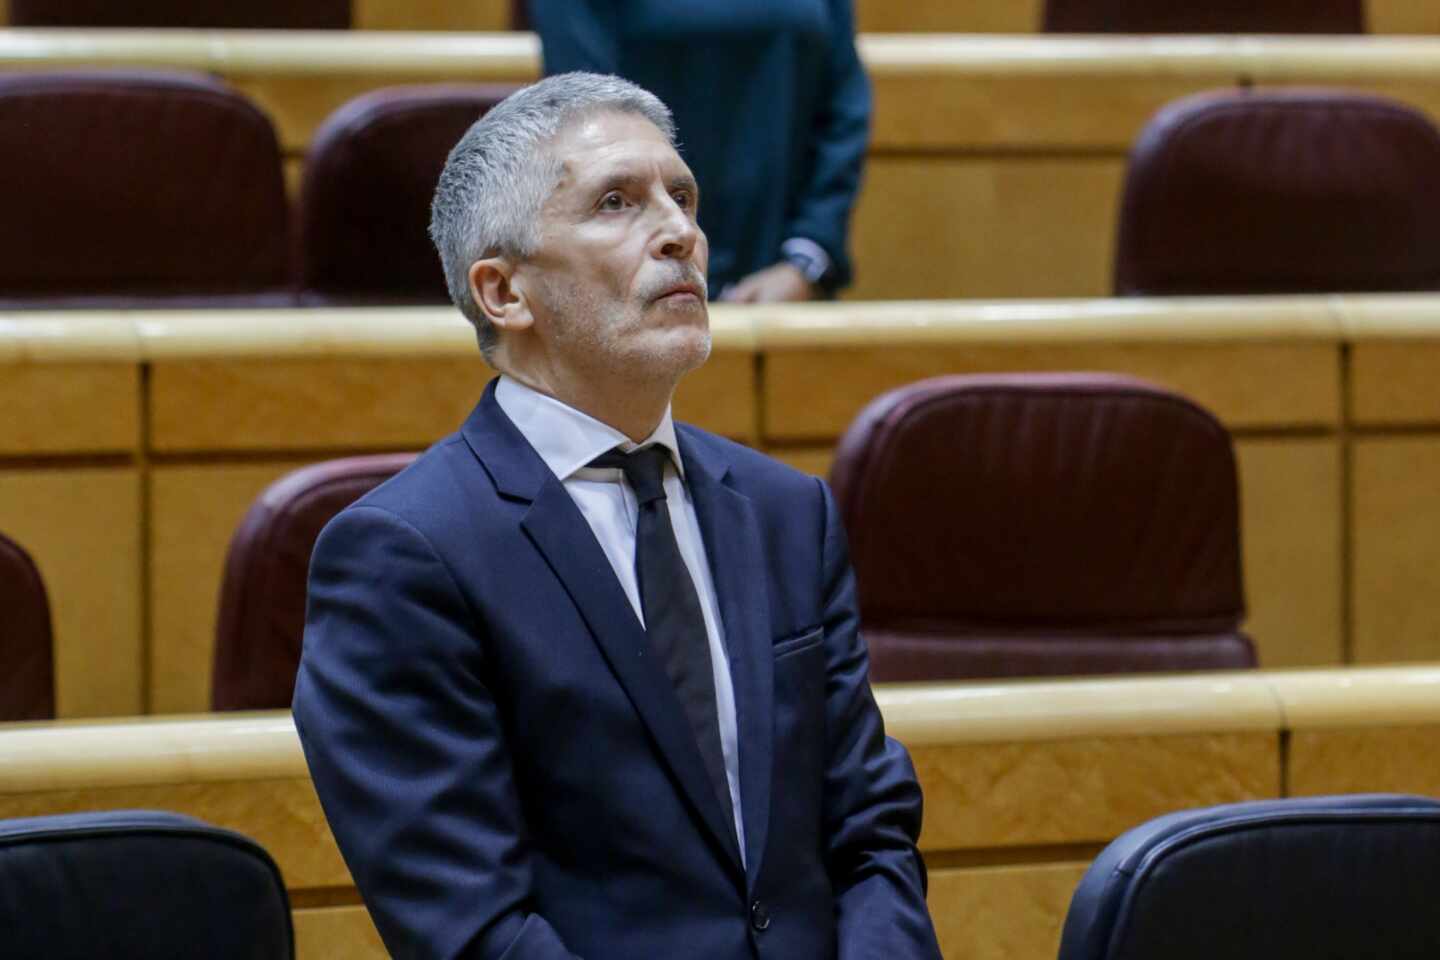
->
[294,72,941,960]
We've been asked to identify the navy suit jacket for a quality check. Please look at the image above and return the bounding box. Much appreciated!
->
[293,380,940,960]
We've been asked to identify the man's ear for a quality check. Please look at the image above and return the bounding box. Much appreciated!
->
[469,257,534,333]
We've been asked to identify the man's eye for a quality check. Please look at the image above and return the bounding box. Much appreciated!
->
[673,190,693,209]
[599,192,625,211]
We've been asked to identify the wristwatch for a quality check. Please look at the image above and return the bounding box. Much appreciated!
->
[780,237,837,295]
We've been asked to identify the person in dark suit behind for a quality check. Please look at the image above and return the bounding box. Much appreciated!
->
[292,72,940,960]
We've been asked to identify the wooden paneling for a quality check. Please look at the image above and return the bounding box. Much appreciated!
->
[869,71,1236,152]
[762,342,1340,441]
[1351,438,1440,663]
[149,463,302,714]
[1288,726,1440,796]
[910,733,1279,850]
[0,364,138,455]
[293,906,387,960]
[353,0,511,32]
[857,0,1043,33]
[149,357,488,452]
[849,156,1124,301]
[1235,439,1344,667]
[1368,1,1440,32]
[0,468,141,717]
[929,863,1089,960]
[1350,341,1440,425]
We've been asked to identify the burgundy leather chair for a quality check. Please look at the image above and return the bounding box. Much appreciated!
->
[0,70,292,309]
[830,373,1255,682]
[1115,90,1440,296]
[10,0,349,28]
[0,532,54,721]
[212,454,416,711]
[1044,0,1361,33]
[297,85,517,306]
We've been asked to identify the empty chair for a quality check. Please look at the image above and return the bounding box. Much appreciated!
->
[0,531,54,721]
[1044,0,1361,33]
[1058,794,1440,960]
[298,85,516,305]
[10,0,349,28]
[0,70,291,308]
[1115,89,1440,295]
[0,810,293,958]
[213,453,416,710]
[829,373,1254,682]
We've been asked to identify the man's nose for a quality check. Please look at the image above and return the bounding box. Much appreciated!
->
[653,197,699,261]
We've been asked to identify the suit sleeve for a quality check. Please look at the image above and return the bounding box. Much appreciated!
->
[783,0,871,289]
[815,480,943,957]
[527,0,620,75]
[292,505,581,960]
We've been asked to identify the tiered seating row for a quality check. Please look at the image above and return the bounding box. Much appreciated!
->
[2,665,1436,959]
[10,32,1440,299]
[2,296,1438,717]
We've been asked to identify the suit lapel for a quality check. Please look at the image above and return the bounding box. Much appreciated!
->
[464,383,744,875]
[680,428,774,890]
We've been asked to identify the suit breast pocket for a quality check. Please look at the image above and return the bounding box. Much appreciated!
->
[772,626,826,794]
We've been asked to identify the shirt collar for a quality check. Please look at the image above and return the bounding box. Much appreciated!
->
[494,374,684,482]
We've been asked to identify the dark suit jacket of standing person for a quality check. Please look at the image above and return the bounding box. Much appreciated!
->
[528,0,871,294]
[292,379,940,960]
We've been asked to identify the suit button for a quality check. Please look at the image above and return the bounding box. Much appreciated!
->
[750,900,770,931]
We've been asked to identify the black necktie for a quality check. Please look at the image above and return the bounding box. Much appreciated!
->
[589,446,734,833]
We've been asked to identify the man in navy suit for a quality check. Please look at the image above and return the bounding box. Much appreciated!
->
[292,72,940,960]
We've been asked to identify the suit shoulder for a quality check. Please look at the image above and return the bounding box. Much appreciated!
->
[331,433,486,539]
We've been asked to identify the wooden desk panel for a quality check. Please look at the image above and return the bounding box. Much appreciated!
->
[149,463,306,714]
[762,341,1340,440]
[849,156,1124,301]
[0,364,138,455]
[1351,438,1440,664]
[929,863,1089,960]
[912,732,1278,850]
[1235,439,1344,667]
[0,468,141,717]
[149,357,488,452]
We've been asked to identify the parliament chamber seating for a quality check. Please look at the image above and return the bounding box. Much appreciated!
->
[212,453,417,711]
[1115,89,1440,295]
[0,810,294,958]
[1043,0,1364,33]
[0,70,292,309]
[1057,794,1440,959]
[830,373,1256,682]
[9,0,350,29]
[299,85,516,306]
[0,531,54,722]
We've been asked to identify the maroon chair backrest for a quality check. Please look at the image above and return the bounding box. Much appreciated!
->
[1115,89,1440,296]
[10,0,349,28]
[212,453,416,710]
[0,70,291,309]
[1044,0,1361,32]
[830,373,1254,682]
[298,85,517,305]
[0,532,55,721]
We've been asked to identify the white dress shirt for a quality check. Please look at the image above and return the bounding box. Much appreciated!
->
[495,375,745,861]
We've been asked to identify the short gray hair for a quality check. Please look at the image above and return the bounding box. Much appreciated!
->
[429,72,676,359]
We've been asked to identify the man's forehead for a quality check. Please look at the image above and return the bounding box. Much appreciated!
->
[551,110,680,166]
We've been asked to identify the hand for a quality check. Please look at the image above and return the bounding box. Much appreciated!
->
[719,262,818,303]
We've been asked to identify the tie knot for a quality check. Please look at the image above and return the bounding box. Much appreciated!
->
[590,445,671,504]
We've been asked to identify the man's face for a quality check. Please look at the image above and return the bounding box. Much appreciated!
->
[518,110,711,383]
